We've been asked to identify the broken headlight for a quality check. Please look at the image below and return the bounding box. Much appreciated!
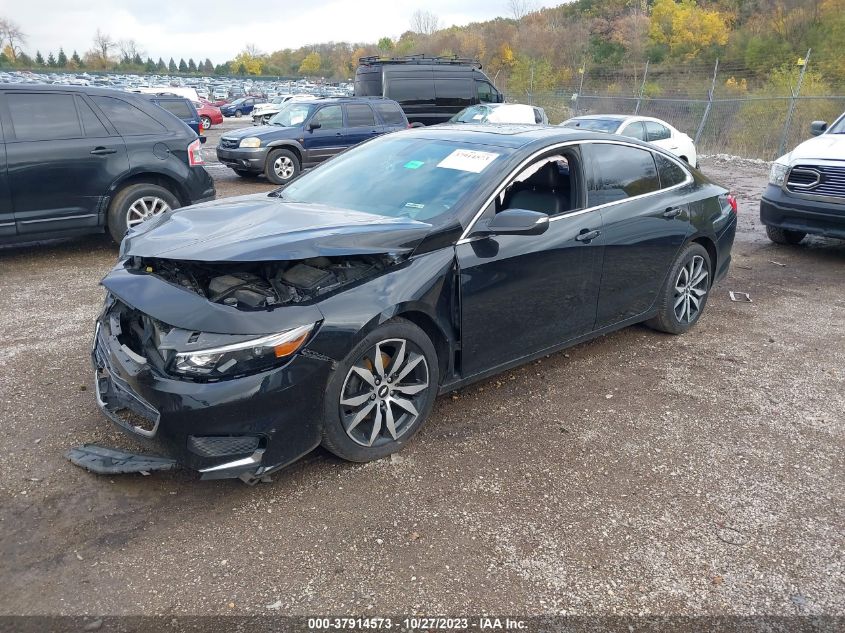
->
[171,323,314,378]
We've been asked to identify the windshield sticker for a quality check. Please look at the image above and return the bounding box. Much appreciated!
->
[404,160,425,169]
[437,149,499,173]
[405,202,425,209]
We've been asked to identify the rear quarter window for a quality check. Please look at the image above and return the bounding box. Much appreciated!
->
[156,99,194,120]
[7,92,82,141]
[387,79,435,105]
[92,96,167,135]
[588,143,660,206]
[374,102,407,126]
[655,153,689,188]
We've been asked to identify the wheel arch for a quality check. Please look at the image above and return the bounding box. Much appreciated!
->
[265,141,304,165]
[106,172,190,214]
[394,309,451,384]
[690,234,717,286]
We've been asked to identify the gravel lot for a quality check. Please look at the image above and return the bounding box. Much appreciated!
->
[1,119,843,617]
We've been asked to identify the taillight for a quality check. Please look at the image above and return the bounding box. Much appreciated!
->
[188,138,204,166]
[726,193,738,214]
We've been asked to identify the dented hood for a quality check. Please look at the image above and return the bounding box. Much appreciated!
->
[122,194,434,261]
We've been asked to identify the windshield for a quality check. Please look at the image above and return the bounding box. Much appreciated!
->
[279,135,513,224]
[450,105,493,123]
[562,118,622,133]
[269,103,315,127]
[828,112,845,133]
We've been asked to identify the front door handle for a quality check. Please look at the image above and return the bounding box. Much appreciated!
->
[90,147,117,155]
[575,229,601,243]
[663,207,683,219]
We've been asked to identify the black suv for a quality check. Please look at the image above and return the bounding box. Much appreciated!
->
[0,85,215,244]
[354,55,503,126]
[216,96,408,185]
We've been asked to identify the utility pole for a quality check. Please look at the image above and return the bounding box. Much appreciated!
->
[634,60,649,115]
[779,49,811,157]
[695,58,719,146]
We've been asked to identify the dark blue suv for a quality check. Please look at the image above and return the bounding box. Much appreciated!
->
[216,97,409,184]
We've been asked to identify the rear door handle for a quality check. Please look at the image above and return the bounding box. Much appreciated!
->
[90,147,117,155]
[663,207,683,218]
[576,229,601,242]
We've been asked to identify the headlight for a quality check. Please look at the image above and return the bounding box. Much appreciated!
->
[239,137,262,148]
[769,162,789,187]
[171,324,314,378]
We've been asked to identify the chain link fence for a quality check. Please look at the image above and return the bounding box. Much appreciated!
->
[510,54,845,161]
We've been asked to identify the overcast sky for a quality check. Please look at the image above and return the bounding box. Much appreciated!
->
[13,1,550,64]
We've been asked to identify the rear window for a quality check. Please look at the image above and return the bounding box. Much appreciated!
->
[346,104,376,127]
[645,121,671,141]
[387,79,435,105]
[588,143,660,206]
[374,102,406,126]
[92,96,167,136]
[7,93,82,141]
[156,99,194,120]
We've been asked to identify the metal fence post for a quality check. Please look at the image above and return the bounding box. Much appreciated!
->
[778,49,811,157]
[694,58,719,146]
[572,60,586,116]
[634,60,649,115]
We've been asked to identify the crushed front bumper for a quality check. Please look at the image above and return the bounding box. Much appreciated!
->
[90,298,330,480]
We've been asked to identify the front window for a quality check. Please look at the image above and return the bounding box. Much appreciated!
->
[827,112,845,133]
[562,118,622,134]
[269,103,315,127]
[279,136,514,224]
[450,105,492,123]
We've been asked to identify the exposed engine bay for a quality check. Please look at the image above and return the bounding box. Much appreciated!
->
[126,254,401,309]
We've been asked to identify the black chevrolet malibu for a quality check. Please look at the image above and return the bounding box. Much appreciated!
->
[91,125,737,482]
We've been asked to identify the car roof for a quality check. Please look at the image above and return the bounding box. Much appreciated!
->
[406,124,643,149]
[0,82,147,98]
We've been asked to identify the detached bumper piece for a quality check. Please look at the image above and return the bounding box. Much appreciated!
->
[65,444,177,475]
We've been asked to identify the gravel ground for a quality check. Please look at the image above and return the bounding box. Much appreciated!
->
[0,119,843,617]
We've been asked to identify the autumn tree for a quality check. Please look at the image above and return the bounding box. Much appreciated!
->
[0,18,26,61]
[377,37,394,54]
[91,28,115,65]
[299,51,322,75]
[232,48,263,75]
[649,0,729,60]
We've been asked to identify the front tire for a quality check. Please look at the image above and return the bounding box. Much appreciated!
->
[200,115,211,130]
[646,242,711,335]
[766,225,805,245]
[265,148,300,185]
[321,319,439,462]
[107,183,180,244]
[234,109,243,118]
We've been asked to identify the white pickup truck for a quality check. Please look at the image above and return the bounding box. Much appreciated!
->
[761,112,845,244]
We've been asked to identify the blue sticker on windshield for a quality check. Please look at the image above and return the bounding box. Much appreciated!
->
[404,160,424,169]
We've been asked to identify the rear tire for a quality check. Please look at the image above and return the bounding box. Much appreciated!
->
[646,242,711,335]
[200,115,211,130]
[321,319,439,463]
[107,183,180,244]
[765,225,805,245]
[234,110,243,118]
[264,148,300,185]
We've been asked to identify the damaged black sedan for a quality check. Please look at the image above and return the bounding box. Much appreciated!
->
[89,125,737,482]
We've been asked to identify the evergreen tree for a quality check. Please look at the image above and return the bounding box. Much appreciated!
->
[168,57,177,73]
[156,57,166,72]
[178,58,187,73]
[47,52,56,67]
[57,48,67,67]
[145,57,156,73]
[35,51,45,66]
[133,52,143,66]
[203,58,213,73]
[71,50,82,67]
[188,58,197,72]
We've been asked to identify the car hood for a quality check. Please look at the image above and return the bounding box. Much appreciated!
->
[220,125,297,140]
[121,194,434,262]
[786,134,845,163]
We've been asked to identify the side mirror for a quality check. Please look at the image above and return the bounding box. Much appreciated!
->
[478,208,549,236]
[308,121,322,131]
[810,121,827,136]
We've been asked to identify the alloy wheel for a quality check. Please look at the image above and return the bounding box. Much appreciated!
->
[126,196,171,228]
[673,255,709,323]
[339,338,430,448]
[273,155,295,180]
